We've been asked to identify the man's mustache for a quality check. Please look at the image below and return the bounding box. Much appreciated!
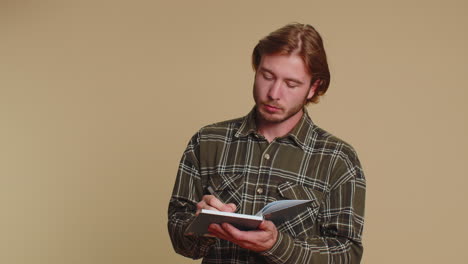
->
[263,102,283,109]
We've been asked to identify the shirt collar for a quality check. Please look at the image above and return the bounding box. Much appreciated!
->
[235,106,317,150]
[236,106,258,137]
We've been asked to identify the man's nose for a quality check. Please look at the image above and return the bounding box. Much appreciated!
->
[267,81,281,100]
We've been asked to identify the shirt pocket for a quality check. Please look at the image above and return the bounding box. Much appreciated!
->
[275,181,324,237]
[208,170,245,209]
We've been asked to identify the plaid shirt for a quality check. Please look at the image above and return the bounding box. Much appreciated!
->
[168,107,366,263]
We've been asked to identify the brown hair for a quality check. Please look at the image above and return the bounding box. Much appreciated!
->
[252,23,330,104]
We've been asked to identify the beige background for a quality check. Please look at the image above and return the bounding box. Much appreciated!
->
[1,0,467,263]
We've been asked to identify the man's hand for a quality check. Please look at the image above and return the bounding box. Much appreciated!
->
[196,195,237,214]
[207,220,278,252]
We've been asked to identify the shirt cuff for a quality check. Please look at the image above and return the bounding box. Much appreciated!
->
[197,235,217,255]
[259,231,294,263]
[181,214,217,257]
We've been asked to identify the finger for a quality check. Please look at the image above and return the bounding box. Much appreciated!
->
[210,230,231,242]
[208,224,232,240]
[216,225,259,249]
[204,195,232,212]
[258,220,276,231]
[223,222,273,244]
[197,200,220,212]
[257,221,277,241]
[212,227,257,250]
[208,223,222,233]
[221,223,250,241]
[214,224,267,252]
[196,201,205,210]
[207,223,219,235]
[226,203,237,212]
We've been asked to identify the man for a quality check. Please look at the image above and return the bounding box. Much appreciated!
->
[168,23,366,263]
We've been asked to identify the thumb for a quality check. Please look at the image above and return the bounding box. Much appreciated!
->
[258,220,275,231]
[226,203,237,212]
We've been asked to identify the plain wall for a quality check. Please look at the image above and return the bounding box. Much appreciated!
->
[1,0,467,263]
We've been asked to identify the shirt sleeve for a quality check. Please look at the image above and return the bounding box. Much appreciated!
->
[260,149,366,264]
[167,131,216,259]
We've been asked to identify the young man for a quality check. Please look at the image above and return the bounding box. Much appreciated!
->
[168,23,366,263]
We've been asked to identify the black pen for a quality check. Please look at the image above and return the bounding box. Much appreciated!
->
[207,186,222,201]
[207,186,239,213]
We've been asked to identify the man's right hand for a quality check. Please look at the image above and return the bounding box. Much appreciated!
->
[196,195,237,214]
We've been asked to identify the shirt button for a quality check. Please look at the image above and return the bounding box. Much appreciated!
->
[257,187,264,194]
[264,153,270,160]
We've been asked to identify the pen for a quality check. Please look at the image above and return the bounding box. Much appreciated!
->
[207,186,222,201]
[207,186,239,213]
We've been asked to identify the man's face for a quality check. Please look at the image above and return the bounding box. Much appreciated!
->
[253,53,316,124]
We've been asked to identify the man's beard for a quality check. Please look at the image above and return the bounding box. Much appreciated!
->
[253,82,311,124]
[255,98,307,124]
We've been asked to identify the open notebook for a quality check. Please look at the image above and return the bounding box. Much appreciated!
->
[185,199,313,235]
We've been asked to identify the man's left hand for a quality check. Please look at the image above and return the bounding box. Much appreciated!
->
[207,220,278,252]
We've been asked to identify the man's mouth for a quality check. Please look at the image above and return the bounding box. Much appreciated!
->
[264,104,281,112]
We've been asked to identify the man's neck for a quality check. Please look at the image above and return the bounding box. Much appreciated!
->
[256,109,304,143]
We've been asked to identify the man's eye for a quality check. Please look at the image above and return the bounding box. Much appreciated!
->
[263,74,274,80]
[286,82,298,88]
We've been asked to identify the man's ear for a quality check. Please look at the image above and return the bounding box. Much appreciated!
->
[307,79,321,100]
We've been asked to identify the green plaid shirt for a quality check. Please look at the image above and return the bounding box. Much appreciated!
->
[168,107,366,263]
